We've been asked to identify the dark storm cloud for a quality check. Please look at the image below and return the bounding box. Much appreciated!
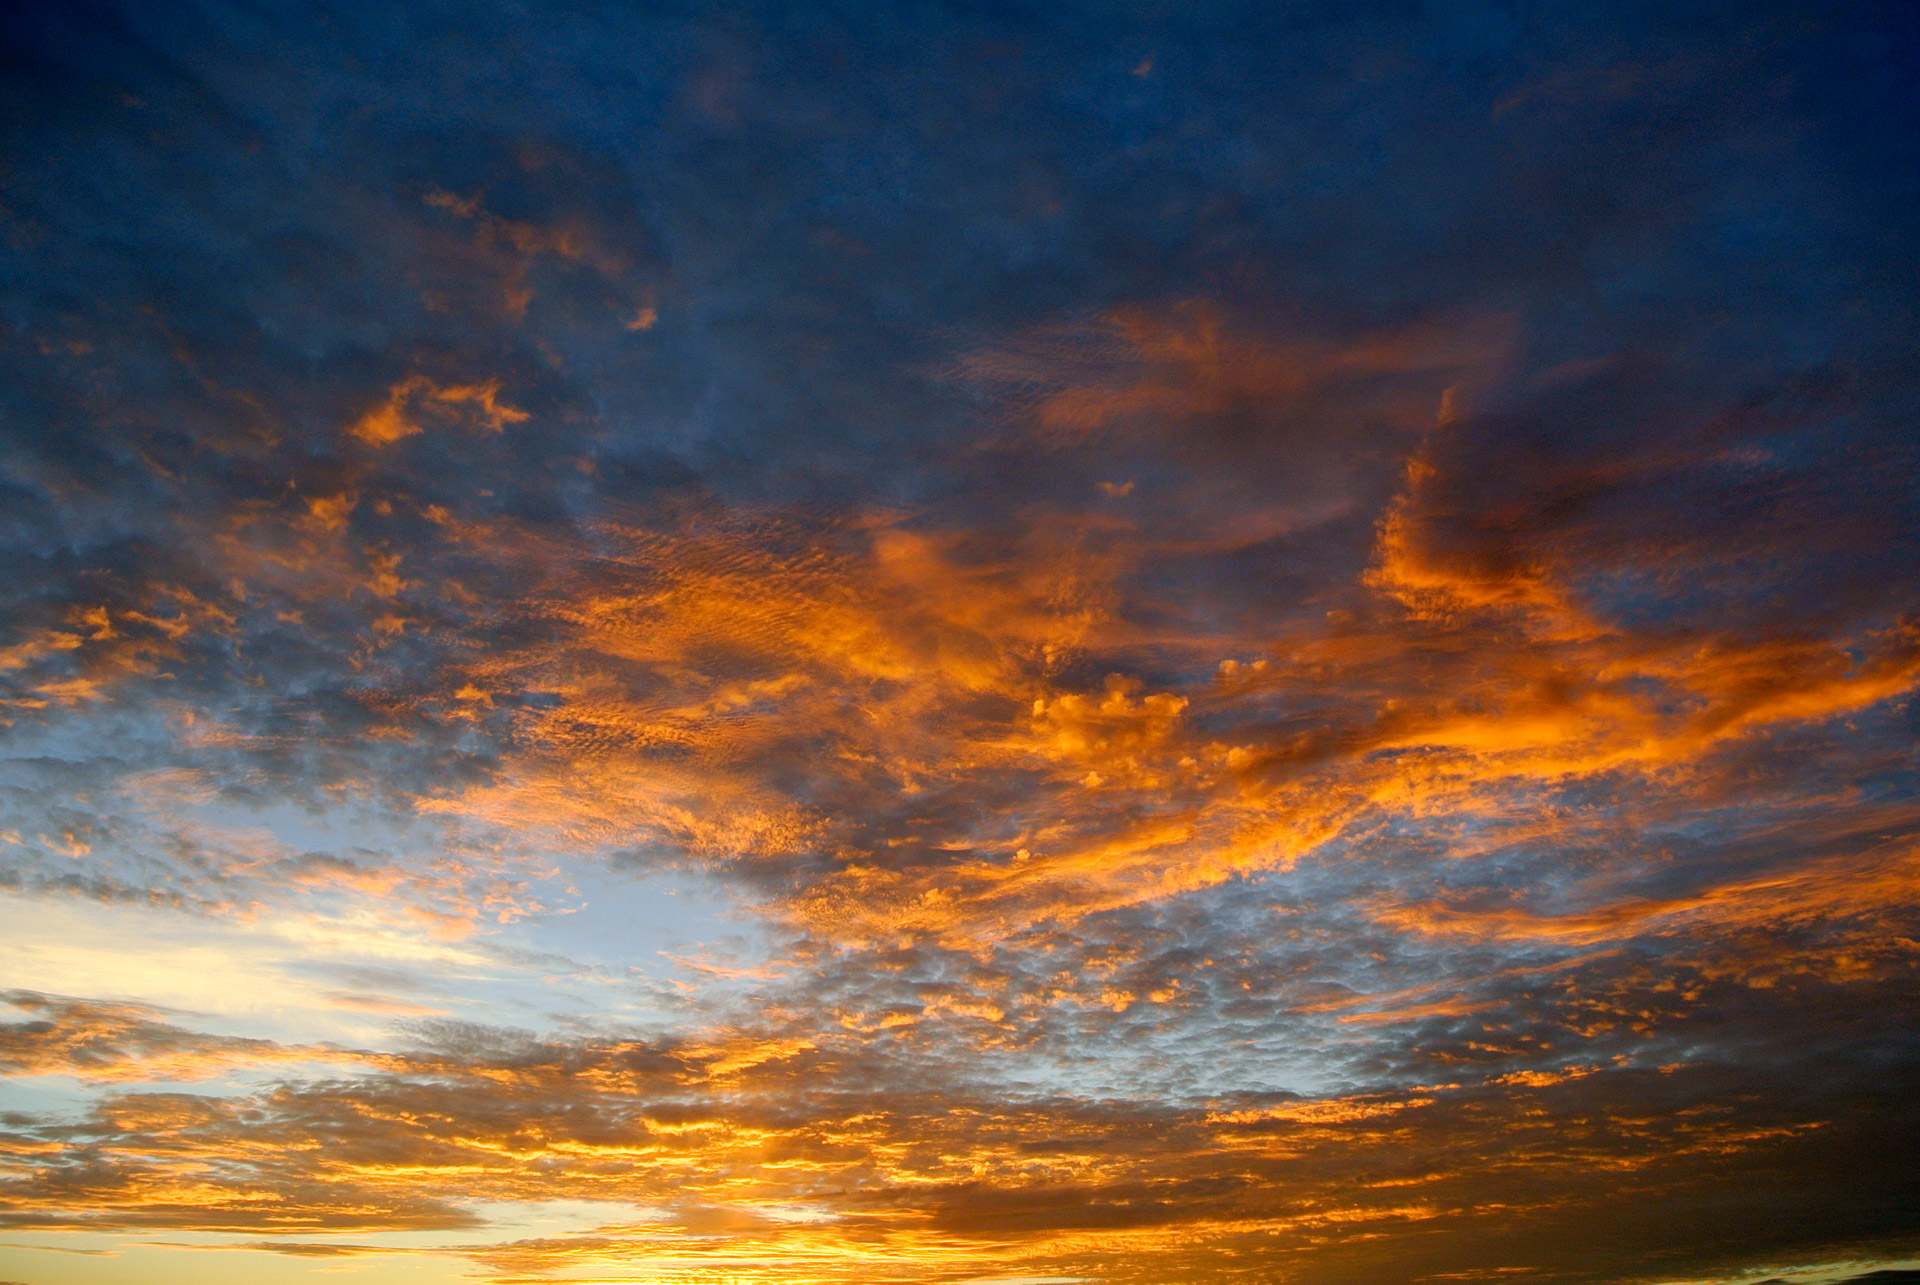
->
[1,0,1918,1282]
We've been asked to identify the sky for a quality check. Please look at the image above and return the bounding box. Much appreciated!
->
[1,1,1918,1283]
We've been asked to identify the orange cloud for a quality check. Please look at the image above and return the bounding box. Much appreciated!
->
[347,374,528,445]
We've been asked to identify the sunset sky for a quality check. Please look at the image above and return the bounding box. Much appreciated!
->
[2,2,1919,1283]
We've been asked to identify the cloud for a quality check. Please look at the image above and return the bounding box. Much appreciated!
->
[0,992,1914,1282]
[1,0,1918,1282]
[347,375,529,446]
[0,990,372,1083]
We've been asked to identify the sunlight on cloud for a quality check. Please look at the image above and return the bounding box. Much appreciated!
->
[3,2,1919,1283]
